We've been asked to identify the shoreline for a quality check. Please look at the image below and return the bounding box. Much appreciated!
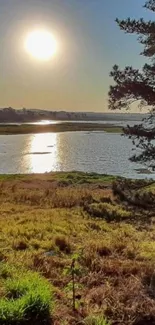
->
[0,170,153,181]
[0,122,123,135]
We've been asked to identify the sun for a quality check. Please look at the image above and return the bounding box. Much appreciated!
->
[25,30,57,61]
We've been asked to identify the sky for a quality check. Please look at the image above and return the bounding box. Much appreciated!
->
[0,0,153,112]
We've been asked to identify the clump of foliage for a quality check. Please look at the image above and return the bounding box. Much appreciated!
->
[0,263,52,325]
[113,178,155,211]
[84,202,130,222]
[109,0,155,169]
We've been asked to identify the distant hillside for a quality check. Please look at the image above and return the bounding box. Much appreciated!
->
[0,107,146,123]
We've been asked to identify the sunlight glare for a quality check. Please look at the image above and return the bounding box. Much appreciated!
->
[27,133,58,173]
[25,30,57,61]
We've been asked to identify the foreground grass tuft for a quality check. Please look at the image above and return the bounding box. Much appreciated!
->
[0,263,52,325]
[84,316,110,325]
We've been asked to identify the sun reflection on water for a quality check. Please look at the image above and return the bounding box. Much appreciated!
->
[31,120,59,125]
[27,133,58,173]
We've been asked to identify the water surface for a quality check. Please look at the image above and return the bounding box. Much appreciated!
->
[0,131,152,178]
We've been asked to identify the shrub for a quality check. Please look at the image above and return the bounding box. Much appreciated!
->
[85,202,130,222]
[0,264,53,325]
[112,178,155,210]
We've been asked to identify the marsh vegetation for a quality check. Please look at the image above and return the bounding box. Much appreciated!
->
[0,172,155,324]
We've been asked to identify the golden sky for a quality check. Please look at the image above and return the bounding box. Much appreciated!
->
[0,0,148,112]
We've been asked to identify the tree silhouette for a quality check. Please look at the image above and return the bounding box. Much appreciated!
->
[109,0,155,169]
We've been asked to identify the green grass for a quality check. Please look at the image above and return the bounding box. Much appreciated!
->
[84,316,110,325]
[0,263,52,325]
[0,173,154,324]
[102,127,122,133]
[0,123,123,135]
[53,171,117,184]
[0,171,116,183]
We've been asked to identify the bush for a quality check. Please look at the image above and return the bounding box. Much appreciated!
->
[0,264,53,325]
[112,179,155,209]
[85,202,130,222]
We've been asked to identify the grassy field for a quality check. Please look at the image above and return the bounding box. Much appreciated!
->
[0,172,155,324]
[0,123,123,135]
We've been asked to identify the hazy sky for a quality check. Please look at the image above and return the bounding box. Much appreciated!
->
[0,0,153,112]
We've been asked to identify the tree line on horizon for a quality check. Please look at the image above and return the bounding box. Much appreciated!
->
[0,107,87,123]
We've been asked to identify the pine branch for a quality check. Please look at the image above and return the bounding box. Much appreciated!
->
[109,65,155,110]
[109,0,155,167]
[116,18,155,35]
[144,0,155,12]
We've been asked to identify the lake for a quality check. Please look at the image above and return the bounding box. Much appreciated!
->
[0,130,153,179]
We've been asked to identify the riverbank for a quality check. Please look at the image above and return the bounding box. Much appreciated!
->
[0,171,155,324]
[0,122,123,134]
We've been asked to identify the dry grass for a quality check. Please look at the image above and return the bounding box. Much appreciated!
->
[0,173,154,324]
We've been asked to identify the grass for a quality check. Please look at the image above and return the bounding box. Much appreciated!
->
[0,264,52,325]
[0,172,154,324]
[0,171,116,183]
[102,127,122,133]
[0,123,123,135]
[84,316,110,325]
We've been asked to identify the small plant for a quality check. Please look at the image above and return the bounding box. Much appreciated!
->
[71,258,76,310]
[64,254,82,311]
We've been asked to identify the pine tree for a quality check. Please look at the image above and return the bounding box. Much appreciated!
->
[109,0,155,168]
